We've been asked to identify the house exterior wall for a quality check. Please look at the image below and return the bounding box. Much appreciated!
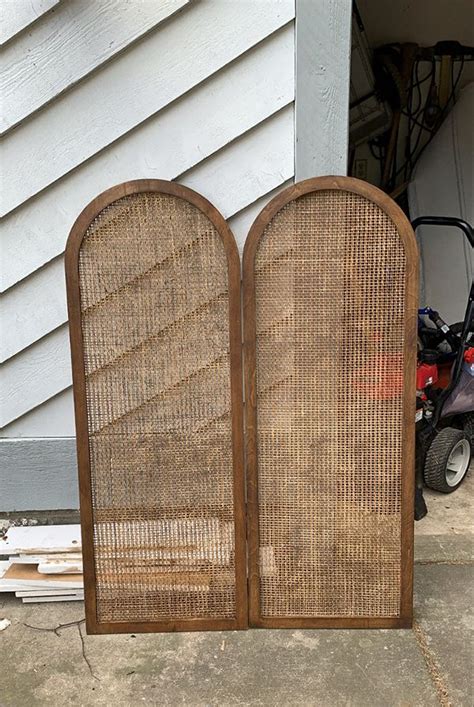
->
[0,0,351,510]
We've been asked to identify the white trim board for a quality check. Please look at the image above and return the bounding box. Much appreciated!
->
[0,523,81,554]
[295,0,352,179]
[16,589,84,597]
[21,595,84,603]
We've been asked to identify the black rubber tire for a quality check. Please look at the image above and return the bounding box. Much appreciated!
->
[462,412,474,447]
[416,424,436,483]
[424,427,471,493]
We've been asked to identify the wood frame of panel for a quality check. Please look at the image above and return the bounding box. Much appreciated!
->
[65,180,247,634]
[243,176,418,629]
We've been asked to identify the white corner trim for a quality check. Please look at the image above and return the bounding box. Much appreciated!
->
[295,0,352,180]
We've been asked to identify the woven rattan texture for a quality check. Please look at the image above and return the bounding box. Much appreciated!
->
[78,192,236,624]
[254,190,406,618]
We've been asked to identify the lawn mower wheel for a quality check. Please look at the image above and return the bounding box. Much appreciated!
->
[424,427,471,493]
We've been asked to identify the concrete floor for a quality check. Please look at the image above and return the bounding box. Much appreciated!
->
[1,477,472,707]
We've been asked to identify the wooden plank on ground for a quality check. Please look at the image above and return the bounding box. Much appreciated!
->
[16,553,82,564]
[0,524,81,554]
[1,563,83,588]
[16,589,84,597]
[22,595,84,603]
[38,560,83,574]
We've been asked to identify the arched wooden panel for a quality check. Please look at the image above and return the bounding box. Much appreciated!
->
[65,180,246,633]
[243,177,418,628]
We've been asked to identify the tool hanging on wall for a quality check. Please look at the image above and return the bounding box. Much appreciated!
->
[360,40,473,193]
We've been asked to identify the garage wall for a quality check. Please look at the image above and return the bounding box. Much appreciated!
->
[354,0,473,322]
[0,0,351,510]
[409,83,474,322]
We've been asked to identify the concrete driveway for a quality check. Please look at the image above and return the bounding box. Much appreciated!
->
[1,475,472,707]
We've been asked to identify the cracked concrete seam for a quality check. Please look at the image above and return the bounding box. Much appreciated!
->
[78,621,100,682]
[21,618,99,681]
[412,619,452,707]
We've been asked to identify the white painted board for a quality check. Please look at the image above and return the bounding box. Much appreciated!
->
[38,560,83,574]
[22,595,84,603]
[15,553,82,564]
[16,589,84,597]
[1,577,83,590]
[0,524,81,555]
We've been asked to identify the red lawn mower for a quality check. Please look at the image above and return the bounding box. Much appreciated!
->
[413,217,474,519]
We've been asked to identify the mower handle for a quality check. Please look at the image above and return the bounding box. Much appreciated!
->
[411,216,474,248]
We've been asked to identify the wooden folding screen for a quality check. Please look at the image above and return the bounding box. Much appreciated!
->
[66,180,247,634]
[243,177,418,628]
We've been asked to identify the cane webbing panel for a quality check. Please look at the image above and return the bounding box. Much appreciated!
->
[75,190,240,627]
[251,188,410,620]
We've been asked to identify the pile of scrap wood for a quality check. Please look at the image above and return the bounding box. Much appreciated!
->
[0,525,83,603]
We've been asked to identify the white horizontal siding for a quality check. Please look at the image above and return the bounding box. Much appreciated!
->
[182,107,294,225]
[0,182,294,439]
[1,28,293,358]
[0,326,71,428]
[0,104,294,427]
[0,390,76,439]
[1,258,67,361]
[227,180,294,255]
[0,24,294,292]
[0,0,60,46]
[0,0,294,215]
[1,0,189,133]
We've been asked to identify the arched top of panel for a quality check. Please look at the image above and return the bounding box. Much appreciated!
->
[66,179,239,276]
[243,176,418,271]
